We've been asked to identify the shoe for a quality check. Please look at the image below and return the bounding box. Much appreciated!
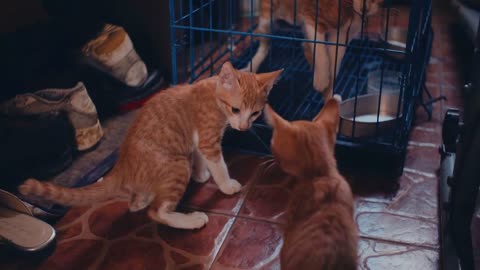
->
[116,69,166,112]
[0,111,74,189]
[0,82,103,151]
[82,24,148,87]
[77,64,166,116]
[0,189,56,252]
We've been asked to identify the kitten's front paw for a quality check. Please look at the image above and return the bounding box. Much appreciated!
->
[188,211,209,229]
[218,179,242,195]
[193,169,211,183]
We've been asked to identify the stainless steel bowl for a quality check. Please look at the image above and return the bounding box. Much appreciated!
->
[367,69,403,95]
[339,93,403,138]
[379,26,408,60]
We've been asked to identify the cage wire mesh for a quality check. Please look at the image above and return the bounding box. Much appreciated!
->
[169,0,434,176]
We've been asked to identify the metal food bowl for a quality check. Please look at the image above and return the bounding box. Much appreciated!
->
[367,69,403,95]
[339,93,403,138]
[379,26,408,60]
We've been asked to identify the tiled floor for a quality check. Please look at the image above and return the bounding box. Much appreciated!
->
[5,4,466,270]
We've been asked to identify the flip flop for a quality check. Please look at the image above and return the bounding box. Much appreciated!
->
[0,189,56,251]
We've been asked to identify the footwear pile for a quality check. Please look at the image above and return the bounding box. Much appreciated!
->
[0,23,164,193]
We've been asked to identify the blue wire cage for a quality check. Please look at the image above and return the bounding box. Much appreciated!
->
[169,0,434,176]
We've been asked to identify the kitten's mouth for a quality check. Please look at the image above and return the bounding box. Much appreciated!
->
[231,126,249,131]
[227,123,250,131]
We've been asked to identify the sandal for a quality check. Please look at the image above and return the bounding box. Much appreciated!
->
[0,189,56,251]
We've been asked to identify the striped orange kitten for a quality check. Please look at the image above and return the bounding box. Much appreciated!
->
[20,62,282,230]
[245,0,382,100]
[264,95,358,270]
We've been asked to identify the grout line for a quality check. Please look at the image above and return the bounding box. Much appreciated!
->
[206,156,266,269]
[360,235,439,251]
[233,214,285,226]
[207,213,240,269]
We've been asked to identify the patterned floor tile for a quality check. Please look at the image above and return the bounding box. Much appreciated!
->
[182,155,263,215]
[31,199,236,270]
[355,170,439,248]
[1,3,465,270]
[239,164,293,223]
[212,218,282,270]
[404,144,441,177]
[358,239,439,270]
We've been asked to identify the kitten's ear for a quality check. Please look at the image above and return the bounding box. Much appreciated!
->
[256,69,283,95]
[218,61,237,91]
[264,104,288,129]
[313,95,341,131]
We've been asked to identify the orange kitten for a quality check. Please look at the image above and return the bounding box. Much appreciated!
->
[19,62,282,230]
[245,0,382,100]
[264,95,358,270]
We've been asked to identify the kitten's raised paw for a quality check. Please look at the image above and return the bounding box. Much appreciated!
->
[218,179,242,195]
[188,211,209,229]
[193,169,211,183]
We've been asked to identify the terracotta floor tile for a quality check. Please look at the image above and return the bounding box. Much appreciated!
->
[424,82,441,98]
[358,239,439,270]
[212,218,282,269]
[413,110,443,132]
[239,164,293,223]
[182,181,247,216]
[156,214,234,259]
[354,167,437,207]
[88,201,151,239]
[255,163,292,186]
[443,87,464,108]
[415,99,443,123]
[409,125,442,146]
[97,240,166,270]
[357,211,438,247]
[55,205,91,228]
[37,240,105,270]
[442,63,460,74]
[426,73,441,85]
[386,173,438,220]
[182,154,262,215]
[442,72,464,89]
[355,170,438,247]
[56,222,83,241]
[404,144,441,176]
[4,5,462,270]
[240,185,290,223]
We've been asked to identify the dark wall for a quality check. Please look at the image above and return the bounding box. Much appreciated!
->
[0,0,172,101]
[0,0,49,33]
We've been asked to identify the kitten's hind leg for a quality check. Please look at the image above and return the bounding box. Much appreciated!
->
[148,202,209,229]
[242,8,273,73]
[303,25,330,96]
[147,158,208,229]
[129,192,155,212]
[326,26,349,100]
[192,148,210,183]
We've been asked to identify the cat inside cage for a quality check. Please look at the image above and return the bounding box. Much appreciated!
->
[240,0,383,101]
[170,0,432,175]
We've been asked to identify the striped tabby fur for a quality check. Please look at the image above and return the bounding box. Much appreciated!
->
[20,62,282,230]
[264,95,358,270]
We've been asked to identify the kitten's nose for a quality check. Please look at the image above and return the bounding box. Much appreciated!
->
[238,123,249,131]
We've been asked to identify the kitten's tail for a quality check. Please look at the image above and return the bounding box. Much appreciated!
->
[18,177,116,206]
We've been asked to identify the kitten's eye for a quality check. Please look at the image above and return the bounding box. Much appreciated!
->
[232,107,240,114]
[251,111,260,117]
